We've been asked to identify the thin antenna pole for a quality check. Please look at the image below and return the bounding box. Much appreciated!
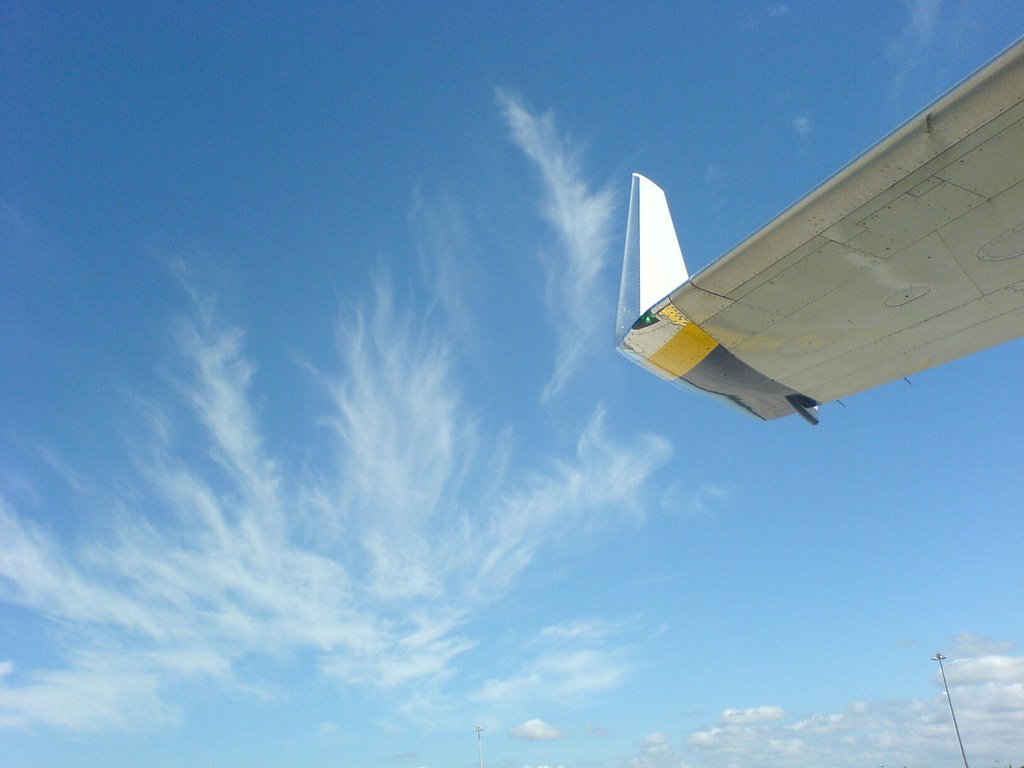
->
[474,725,484,768]
[933,652,969,768]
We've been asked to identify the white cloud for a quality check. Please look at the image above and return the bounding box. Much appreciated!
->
[720,705,785,724]
[684,644,1024,766]
[637,732,670,750]
[884,0,944,103]
[476,647,631,705]
[628,732,676,768]
[703,163,728,217]
[540,619,622,642]
[680,483,731,518]
[741,4,791,32]
[407,188,481,351]
[475,616,641,707]
[950,653,1024,685]
[497,90,616,401]
[0,280,670,731]
[950,631,1011,657]
[887,0,941,58]
[511,718,566,740]
[317,721,339,738]
[793,115,812,137]
[903,0,941,46]
[0,652,174,731]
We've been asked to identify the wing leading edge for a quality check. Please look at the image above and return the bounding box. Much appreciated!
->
[617,39,1024,424]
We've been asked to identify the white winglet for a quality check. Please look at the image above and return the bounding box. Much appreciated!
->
[636,174,688,310]
[615,174,689,343]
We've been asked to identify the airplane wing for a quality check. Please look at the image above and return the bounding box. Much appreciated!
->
[617,39,1024,424]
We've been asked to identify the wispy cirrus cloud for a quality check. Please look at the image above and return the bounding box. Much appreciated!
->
[703,163,729,221]
[793,115,812,138]
[686,483,732,518]
[476,646,631,705]
[407,188,480,338]
[1,84,666,736]
[900,0,941,48]
[0,651,172,731]
[497,89,616,401]
[475,617,639,708]
[885,0,944,103]
[539,619,624,643]
[0,273,669,730]
[740,3,791,32]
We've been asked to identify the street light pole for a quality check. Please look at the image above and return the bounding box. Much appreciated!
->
[933,652,969,768]
[474,725,484,768]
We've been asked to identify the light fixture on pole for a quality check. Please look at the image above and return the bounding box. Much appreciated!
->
[474,725,484,768]
[933,652,969,768]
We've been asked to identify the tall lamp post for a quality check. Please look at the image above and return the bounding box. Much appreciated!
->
[474,725,484,768]
[933,652,969,768]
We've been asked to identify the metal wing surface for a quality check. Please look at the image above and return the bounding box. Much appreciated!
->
[672,40,1024,406]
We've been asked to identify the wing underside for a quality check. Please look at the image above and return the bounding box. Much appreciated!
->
[668,40,1024,406]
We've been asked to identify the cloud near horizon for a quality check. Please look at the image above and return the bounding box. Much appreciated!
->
[683,642,1024,767]
[719,705,785,724]
[510,718,566,740]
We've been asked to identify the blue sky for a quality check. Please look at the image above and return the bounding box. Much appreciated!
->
[2,2,1024,767]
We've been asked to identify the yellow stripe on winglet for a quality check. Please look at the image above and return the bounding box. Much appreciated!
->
[647,316,719,378]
